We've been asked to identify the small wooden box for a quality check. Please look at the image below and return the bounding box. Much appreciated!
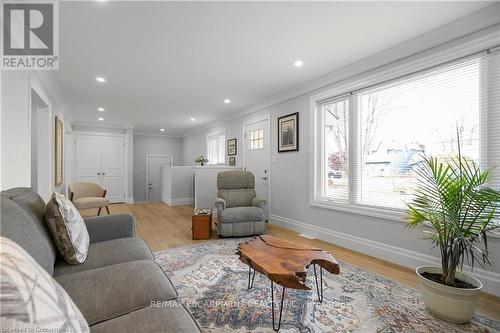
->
[192,208,212,240]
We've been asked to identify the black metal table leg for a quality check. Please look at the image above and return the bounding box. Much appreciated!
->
[313,264,323,302]
[271,281,286,331]
[247,265,256,290]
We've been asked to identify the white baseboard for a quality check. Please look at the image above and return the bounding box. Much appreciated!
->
[126,197,134,204]
[269,214,500,297]
[162,196,194,206]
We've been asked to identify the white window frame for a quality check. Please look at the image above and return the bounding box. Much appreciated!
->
[310,36,500,224]
[206,131,226,165]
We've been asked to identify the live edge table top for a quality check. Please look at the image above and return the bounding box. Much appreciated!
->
[236,235,340,290]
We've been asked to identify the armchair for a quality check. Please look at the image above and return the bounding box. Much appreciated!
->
[215,170,266,237]
[68,182,110,215]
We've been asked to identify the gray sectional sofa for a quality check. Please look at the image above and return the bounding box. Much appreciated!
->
[0,188,200,332]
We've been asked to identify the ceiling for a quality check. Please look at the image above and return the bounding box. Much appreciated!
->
[53,1,493,136]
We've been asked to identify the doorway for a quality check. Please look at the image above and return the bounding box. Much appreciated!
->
[146,154,173,202]
[243,117,270,218]
[30,89,51,202]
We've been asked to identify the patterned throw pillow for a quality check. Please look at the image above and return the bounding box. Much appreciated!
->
[45,192,90,264]
[0,237,90,332]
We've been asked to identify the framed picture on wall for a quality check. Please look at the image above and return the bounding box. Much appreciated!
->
[55,116,63,186]
[278,112,299,152]
[228,156,236,166]
[227,138,237,156]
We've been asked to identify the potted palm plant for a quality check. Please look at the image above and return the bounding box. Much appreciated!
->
[406,139,500,323]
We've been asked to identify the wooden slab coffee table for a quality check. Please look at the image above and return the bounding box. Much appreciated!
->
[236,235,340,331]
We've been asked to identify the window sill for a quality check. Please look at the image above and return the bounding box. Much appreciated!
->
[310,199,500,239]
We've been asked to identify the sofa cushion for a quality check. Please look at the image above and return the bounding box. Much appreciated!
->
[56,260,177,325]
[0,237,89,332]
[53,237,153,277]
[220,206,265,223]
[73,197,110,210]
[90,303,200,333]
[45,193,90,264]
[0,191,57,275]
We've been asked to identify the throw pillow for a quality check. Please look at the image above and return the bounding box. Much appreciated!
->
[45,192,90,264]
[0,237,90,332]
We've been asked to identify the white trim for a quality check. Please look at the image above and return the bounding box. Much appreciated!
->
[161,196,194,206]
[126,196,134,204]
[242,113,272,219]
[145,154,173,202]
[269,214,500,297]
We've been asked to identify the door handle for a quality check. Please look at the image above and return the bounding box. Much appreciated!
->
[260,177,267,180]
[102,172,106,175]
[97,172,101,175]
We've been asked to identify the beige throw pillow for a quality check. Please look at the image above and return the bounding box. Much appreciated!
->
[45,192,90,264]
[0,237,90,332]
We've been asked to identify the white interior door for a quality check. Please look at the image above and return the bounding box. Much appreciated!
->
[244,118,270,218]
[75,134,125,203]
[147,155,172,202]
[101,136,124,203]
[75,135,101,184]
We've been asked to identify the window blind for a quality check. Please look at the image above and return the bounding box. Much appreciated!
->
[207,133,226,165]
[356,57,481,209]
[481,50,500,193]
[316,49,500,212]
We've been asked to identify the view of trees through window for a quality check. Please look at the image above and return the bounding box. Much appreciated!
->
[322,58,480,209]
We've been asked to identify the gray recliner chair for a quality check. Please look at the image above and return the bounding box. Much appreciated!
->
[215,170,266,237]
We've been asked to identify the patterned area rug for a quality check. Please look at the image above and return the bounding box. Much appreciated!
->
[155,238,500,332]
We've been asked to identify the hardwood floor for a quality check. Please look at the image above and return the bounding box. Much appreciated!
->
[81,202,500,320]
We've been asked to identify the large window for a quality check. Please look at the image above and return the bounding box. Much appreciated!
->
[314,50,500,217]
[207,133,226,165]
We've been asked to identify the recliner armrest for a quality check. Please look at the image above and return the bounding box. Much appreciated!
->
[83,213,136,243]
[252,197,266,209]
[215,198,227,211]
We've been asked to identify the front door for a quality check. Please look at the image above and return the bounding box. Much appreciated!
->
[244,118,270,218]
[147,155,172,202]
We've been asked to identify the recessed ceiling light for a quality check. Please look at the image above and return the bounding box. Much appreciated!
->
[97,107,105,112]
[96,76,106,83]
[190,118,196,121]
[98,117,104,121]
[160,128,165,132]
[293,60,304,67]
[223,99,231,104]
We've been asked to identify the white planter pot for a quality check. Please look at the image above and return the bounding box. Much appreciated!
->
[416,266,482,323]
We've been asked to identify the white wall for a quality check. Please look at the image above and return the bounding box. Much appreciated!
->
[133,134,183,202]
[181,25,500,295]
[1,71,31,190]
[1,71,71,194]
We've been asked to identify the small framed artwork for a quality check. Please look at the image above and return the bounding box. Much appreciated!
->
[227,138,237,156]
[278,112,299,152]
[55,116,64,186]
[228,156,236,166]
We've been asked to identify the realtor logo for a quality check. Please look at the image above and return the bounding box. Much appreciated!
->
[1,1,59,70]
